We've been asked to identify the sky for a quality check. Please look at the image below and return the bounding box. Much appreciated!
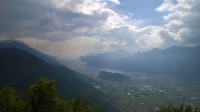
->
[0,0,200,59]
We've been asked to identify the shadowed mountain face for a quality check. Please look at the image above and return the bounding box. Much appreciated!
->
[80,46,200,82]
[0,47,116,112]
[0,40,61,66]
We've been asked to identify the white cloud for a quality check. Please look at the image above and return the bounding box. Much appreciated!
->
[158,0,200,45]
[51,0,107,15]
[21,36,101,59]
[156,0,174,12]
[0,0,200,59]
[0,0,165,58]
[109,0,120,4]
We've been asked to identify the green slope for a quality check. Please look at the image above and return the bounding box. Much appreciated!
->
[0,48,116,112]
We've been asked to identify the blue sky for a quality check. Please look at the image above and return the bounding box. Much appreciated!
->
[0,0,200,59]
[111,0,164,25]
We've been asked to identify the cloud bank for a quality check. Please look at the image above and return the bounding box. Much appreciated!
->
[0,0,199,59]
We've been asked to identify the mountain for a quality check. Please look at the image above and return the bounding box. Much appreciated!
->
[80,46,200,82]
[80,50,131,69]
[0,40,61,66]
[0,47,116,112]
[98,71,130,82]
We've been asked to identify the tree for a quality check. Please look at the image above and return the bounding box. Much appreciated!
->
[0,86,26,112]
[72,97,101,112]
[158,104,200,112]
[28,77,58,112]
[56,99,73,112]
[0,77,101,112]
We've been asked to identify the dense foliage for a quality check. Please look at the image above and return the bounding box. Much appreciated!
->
[158,104,200,112]
[0,77,100,112]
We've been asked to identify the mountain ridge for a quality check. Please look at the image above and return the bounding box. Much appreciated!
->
[80,45,200,83]
[0,40,61,66]
[0,47,116,112]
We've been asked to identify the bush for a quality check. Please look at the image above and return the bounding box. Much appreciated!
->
[0,77,101,112]
[158,104,200,112]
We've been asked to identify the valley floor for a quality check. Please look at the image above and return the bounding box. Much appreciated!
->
[92,73,200,112]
